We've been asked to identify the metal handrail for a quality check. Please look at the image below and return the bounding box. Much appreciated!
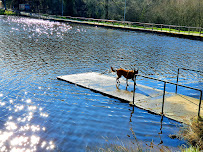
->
[132,74,202,117]
[176,68,203,93]
[138,74,202,91]
[178,68,203,73]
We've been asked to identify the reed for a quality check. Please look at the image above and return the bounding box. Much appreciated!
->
[86,128,171,152]
[87,117,203,152]
[86,138,172,152]
[179,117,203,151]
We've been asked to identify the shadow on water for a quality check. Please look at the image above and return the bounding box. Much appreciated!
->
[92,107,185,152]
[130,106,163,142]
[0,16,202,151]
[128,107,186,151]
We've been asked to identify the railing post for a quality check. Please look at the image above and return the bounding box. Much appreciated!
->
[132,73,136,105]
[198,91,202,117]
[176,68,180,94]
[161,82,166,115]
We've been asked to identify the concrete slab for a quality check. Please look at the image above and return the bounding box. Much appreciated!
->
[57,72,163,102]
[131,93,203,124]
[57,72,203,124]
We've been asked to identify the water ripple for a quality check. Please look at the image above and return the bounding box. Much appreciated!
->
[0,16,202,151]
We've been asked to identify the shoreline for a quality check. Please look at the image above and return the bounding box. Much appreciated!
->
[19,12,203,41]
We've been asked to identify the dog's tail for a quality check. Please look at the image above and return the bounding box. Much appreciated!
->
[111,67,116,72]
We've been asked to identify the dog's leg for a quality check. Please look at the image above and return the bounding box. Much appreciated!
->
[116,76,121,84]
[125,79,128,90]
[116,77,120,84]
[116,77,120,88]
[126,79,129,86]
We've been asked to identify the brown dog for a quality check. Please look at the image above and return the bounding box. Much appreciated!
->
[111,67,138,89]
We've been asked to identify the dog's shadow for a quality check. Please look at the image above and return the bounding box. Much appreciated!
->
[116,84,152,97]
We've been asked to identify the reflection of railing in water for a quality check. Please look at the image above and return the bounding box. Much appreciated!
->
[130,106,164,145]
[132,69,202,118]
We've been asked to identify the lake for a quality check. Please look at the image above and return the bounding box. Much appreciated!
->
[0,15,202,151]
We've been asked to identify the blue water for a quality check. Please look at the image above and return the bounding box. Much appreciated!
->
[0,16,202,151]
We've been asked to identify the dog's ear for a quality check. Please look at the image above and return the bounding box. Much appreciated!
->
[136,67,139,74]
[134,70,138,74]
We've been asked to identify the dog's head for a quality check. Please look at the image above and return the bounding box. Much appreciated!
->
[133,69,138,75]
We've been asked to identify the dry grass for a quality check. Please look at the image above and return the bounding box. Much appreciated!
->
[87,128,172,152]
[86,138,171,152]
[181,146,201,152]
[179,117,203,150]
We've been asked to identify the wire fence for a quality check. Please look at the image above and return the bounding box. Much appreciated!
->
[20,12,203,37]
[60,16,203,36]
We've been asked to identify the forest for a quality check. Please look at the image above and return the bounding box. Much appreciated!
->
[3,0,203,27]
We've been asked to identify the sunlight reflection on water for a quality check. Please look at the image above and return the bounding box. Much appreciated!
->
[0,94,54,152]
[7,16,73,41]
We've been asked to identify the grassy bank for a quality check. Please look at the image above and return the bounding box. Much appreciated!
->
[55,16,202,37]
[18,12,202,39]
[0,9,16,15]
[180,117,203,151]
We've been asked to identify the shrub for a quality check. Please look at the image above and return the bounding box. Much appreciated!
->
[4,10,16,15]
[0,9,5,15]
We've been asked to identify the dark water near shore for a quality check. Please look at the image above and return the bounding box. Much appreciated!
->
[0,16,202,151]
